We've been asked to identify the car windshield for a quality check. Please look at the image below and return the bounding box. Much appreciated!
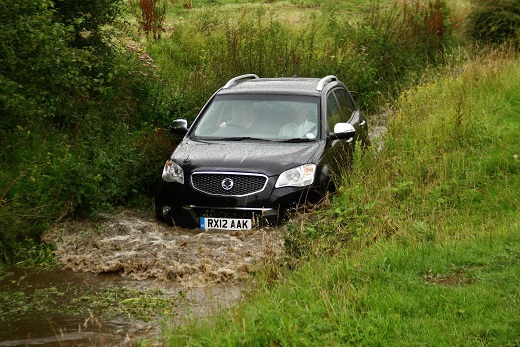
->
[192,95,320,141]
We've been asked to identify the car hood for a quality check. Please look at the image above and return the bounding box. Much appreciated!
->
[171,138,322,176]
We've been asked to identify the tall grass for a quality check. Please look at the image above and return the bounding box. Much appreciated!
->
[146,0,453,116]
[158,50,520,346]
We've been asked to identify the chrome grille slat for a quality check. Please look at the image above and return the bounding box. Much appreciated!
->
[191,172,268,197]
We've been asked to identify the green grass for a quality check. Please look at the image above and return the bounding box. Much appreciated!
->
[164,228,519,346]
[144,0,457,115]
[155,51,520,346]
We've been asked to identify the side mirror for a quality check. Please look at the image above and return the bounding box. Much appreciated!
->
[169,119,188,135]
[331,123,356,140]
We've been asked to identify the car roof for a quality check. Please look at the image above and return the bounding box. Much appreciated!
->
[217,75,340,97]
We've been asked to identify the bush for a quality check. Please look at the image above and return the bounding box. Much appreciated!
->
[0,116,174,264]
[129,0,167,40]
[468,0,520,48]
[351,0,452,101]
[0,0,72,130]
[52,0,125,50]
[0,0,174,264]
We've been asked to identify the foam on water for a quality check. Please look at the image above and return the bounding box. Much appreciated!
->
[43,209,285,286]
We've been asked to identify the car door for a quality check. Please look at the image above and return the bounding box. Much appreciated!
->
[322,89,355,185]
[335,88,369,147]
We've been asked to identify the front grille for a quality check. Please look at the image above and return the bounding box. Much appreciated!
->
[191,172,268,197]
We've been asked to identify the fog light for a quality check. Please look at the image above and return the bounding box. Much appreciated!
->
[162,206,171,216]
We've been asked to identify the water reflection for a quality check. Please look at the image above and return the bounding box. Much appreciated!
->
[0,267,244,346]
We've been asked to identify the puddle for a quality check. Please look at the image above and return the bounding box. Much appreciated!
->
[0,266,245,346]
[1,267,150,346]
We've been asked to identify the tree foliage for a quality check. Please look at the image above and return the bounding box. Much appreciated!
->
[0,0,173,263]
[0,0,126,131]
[52,0,124,49]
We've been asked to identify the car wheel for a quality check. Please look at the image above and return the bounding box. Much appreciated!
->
[319,165,336,195]
[155,202,174,226]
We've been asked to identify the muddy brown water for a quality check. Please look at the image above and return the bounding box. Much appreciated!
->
[0,267,245,346]
[43,209,284,285]
[0,117,387,346]
[1,271,245,346]
[0,209,284,346]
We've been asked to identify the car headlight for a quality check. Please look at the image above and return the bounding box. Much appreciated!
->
[275,164,316,188]
[162,159,184,184]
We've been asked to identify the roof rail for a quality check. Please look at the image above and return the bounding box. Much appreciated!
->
[223,74,260,89]
[316,75,338,91]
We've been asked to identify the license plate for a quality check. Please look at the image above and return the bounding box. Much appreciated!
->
[200,217,252,230]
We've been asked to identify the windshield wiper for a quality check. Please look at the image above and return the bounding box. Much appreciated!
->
[214,137,273,141]
[278,138,315,143]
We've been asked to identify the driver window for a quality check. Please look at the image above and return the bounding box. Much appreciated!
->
[326,93,342,132]
[335,89,355,120]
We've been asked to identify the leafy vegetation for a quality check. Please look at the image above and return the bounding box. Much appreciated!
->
[130,0,168,39]
[0,0,174,262]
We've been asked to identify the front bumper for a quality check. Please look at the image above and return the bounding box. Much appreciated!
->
[155,177,319,228]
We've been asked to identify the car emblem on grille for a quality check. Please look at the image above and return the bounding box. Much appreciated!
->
[221,178,234,191]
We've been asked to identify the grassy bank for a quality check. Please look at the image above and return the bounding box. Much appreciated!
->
[158,51,520,346]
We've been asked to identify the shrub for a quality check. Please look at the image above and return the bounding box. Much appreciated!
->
[468,0,520,48]
[0,0,72,130]
[52,0,124,50]
[351,0,452,100]
[0,0,174,264]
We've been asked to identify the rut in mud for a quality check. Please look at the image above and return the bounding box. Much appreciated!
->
[43,209,285,286]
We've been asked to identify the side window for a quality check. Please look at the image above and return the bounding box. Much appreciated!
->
[326,93,342,131]
[335,88,355,120]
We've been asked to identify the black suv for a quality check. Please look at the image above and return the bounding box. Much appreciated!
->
[155,74,369,229]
